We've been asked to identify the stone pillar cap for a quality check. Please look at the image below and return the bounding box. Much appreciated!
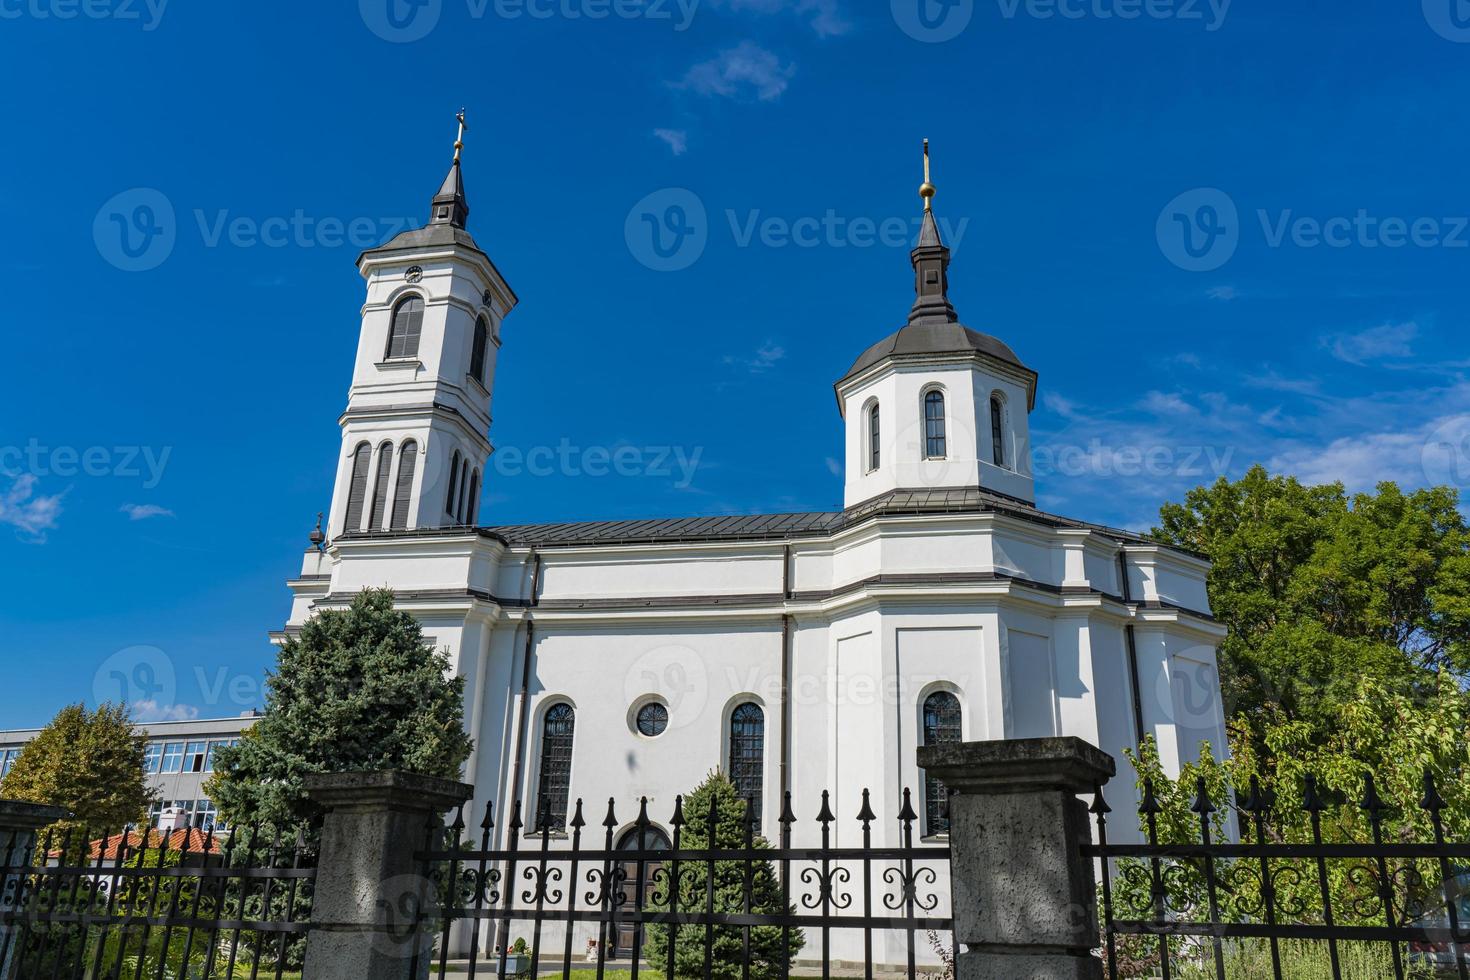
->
[0,799,71,830]
[304,770,473,811]
[917,737,1115,794]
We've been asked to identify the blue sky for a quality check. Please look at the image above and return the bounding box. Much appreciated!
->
[2,0,1468,728]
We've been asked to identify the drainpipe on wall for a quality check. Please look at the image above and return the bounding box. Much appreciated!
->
[1117,545,1146,748]
[507,549,542,814]
[779,545,793,804]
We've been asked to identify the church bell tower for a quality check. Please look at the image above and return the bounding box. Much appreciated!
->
[326,112,518,539]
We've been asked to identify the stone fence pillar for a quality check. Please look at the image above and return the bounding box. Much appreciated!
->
[0,800,69,980]
[303,771,473,980]
[917,737,1115,980]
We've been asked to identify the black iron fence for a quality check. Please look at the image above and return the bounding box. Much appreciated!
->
[412,788,953,980]
[0,822,315,980]
[1085,771,1470,980]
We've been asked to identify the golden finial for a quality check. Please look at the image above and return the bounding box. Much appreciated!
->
[919,138,936,211]
[453,108,468,164]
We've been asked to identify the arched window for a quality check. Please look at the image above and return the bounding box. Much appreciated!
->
[923,390,947,459]
[456,458,471,524]
[444,450,461,520]
[922,691,962,836]
[465,469,480,525]
[990,396,1006,468]
[390,441,418,530]
[367,442,394,531]
[868,402,881,471]
[615,825,672,957]
[343,442,372,532]
[535,703,575,834]
[728,702,765,821]
[469,316,489,385]
[385,295,425,359]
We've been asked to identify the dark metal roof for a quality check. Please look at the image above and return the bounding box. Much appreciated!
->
[476,486,1172,551]
[841,321,1030,384]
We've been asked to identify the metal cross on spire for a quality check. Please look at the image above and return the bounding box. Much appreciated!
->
[920,138,936,212]
[453,108,468,163]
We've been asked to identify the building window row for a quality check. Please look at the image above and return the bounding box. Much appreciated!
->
[143,738,239,775]
[147,797,225,831]
[444,450,481,526]
[861,392,1010,470]
[345,439,420,533]
[0,748,20,779]
[526,690,960,840]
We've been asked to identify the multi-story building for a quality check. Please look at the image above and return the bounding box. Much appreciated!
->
[0,713,259,831]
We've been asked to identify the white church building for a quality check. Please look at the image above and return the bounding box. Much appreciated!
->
[277,135,1228,960]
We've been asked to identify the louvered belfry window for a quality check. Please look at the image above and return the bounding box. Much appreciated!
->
[990,396,1006,467]
[868,403,881,470]
[445,451,461,520]
[343,442,372,532]
[924,390,947,459]
[465,469,480,525]
[386,295,425,359]
[535,703,576,833]
[728,702,765,821]
[390,441,418,530]
[922,691,962,836]
[470,316,489,384]
[367,442,394,531]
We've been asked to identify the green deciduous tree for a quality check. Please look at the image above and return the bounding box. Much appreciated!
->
[205,588,473,836]
[644,772,803,980]
[1152,466,1470,750]
[0,702,153,835]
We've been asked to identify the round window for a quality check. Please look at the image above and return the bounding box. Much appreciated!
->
[635,702,669,737]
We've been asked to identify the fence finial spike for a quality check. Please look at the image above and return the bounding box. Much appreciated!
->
[1360,772,1388,819]
[570,799,586,830]
[670,794,685,828]
[602,797,618,829]
[481,800,495,831]
[779,791,795,827]
[897,787,918,825]
[508,799,524,833]
[1139,779,1162,816]
[1301,774,1325,813]
[1190,776,1216,816]
[1421,769,1446,814]
[817,789,836,825]
[451,801,467,834]
[856,788,877,825]
[636,797,650,829]
[1090,783,1112,816]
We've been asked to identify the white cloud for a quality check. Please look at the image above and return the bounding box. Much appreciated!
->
[0,474,63,542]
[725,341,787,373]
[706,0,851,36]
[680,42,795,102]
[1140,391,1196,416]
[1327,321,1418,365]
[825,456,841,477]
[653,128,688,156]
[1041,391,1083,421]
[1207,285,1239,301]
[131,700,199,722]
[120,503,174,521]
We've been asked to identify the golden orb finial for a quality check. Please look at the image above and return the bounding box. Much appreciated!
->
[919,138,936,211]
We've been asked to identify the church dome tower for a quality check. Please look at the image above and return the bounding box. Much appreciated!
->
[325,112,517,539]
[835,141,1038,508]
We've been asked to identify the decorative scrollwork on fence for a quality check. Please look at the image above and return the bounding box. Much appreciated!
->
[799,865,853,911]
[881,865,941,913]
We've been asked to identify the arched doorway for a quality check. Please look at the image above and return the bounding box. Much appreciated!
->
[613,825,672,958]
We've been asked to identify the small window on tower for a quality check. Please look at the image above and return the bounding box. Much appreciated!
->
[868,402,881,472]
[990,396,1006,468]
[470,316,489,385]
[386,295,425,360]
[924,390,947,460]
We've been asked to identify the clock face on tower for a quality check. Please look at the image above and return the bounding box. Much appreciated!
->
[405,266,424,284]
